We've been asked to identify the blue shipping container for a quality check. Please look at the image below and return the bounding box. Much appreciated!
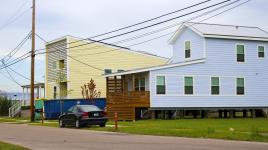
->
[44,98,106,119]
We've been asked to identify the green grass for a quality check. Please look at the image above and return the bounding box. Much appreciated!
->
[88,119,268,142]
[2,117,268,142]
[0,141,29,150]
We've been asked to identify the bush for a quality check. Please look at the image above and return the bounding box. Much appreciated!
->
[0,96,12,116]
[21,106,30,110]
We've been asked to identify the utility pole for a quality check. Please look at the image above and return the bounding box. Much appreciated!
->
[30,0,35,122]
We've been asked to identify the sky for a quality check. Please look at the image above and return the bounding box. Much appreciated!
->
[0,0,267,92]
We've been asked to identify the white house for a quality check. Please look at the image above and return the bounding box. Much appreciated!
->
[104,22,268,120]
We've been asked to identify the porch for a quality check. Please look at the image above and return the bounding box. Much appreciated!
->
[106,72,150,121]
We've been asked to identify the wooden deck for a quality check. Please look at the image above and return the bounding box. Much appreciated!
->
[106,76,150,121]
[107,91,150,121]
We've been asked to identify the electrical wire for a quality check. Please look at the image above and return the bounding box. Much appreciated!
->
[36,0,233,56]
[38,0,242,57]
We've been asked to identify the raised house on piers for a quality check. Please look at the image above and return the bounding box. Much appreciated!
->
[105,22,268,121]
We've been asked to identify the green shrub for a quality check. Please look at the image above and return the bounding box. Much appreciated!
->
[0,96,12,116]
[21,106,30,110]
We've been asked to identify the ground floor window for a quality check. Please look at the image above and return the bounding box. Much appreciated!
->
[211,77,220,95]
[236,78,245,95]
[184,76,193,95]
[156,76,165,94]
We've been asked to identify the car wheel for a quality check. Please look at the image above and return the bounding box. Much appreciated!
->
[100,124,106,127]
[75,119,80,128]
[59,119,64,128]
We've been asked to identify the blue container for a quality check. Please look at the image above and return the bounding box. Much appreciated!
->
[44,98,106,119]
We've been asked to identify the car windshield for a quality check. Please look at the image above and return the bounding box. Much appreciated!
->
[78,105,101,112]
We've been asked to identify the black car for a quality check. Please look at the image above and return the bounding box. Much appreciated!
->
[59,105,108,128]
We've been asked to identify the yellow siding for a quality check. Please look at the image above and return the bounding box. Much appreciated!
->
[46,36,167,99]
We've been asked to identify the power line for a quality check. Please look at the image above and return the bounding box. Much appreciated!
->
[56,0,232,52]
[1,60,22,86]
[36,0,213,50]
[38,0,242,57]
[36,0,233,56]
[35,34,104,71]
[0,31,31,63]
[0,7,31,31]
[0,52,31,70]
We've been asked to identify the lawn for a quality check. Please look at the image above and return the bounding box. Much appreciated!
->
[89,118,268,142]
[0,141,29,150]
[2,117,268,142]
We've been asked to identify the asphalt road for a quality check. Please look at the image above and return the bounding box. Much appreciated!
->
[0,123,268,150]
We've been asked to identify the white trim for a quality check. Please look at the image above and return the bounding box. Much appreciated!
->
[104,59,206,77]
[155,75,167,96]
[169,23,204,44]
[235,43,246,63]
[204,34,268,42]
[168,23,268,45]
[257,44,265,59]
[183,76,194,96]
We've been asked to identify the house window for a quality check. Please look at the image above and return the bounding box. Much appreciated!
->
[59,60,65,69]
[236,78,244,95]
[258,45,265,58]
[185,41,191,58]
[135,77,145,91]
[104,69,112,75]
[184,76,193,95]
[237,44,245,62]
[156,76,165,94]
[53,86,57,99]
[211,77,220,95]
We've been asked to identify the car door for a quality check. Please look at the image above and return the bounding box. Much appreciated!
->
[63,106,76,125]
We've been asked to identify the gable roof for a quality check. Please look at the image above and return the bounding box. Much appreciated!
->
[104,58,205,77]
[169,22,268,44]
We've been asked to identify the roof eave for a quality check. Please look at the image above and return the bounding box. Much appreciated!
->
[204,34,268,41]
[168,23,204,45]
[104,58,206,77]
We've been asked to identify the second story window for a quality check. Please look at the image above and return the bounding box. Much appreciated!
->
[211,77,220,95]
[156,76,165,94]
[184,76,193,95]
[258,45,265,58]
[236,44,245,62]
[59,60,65,69]
[236,78,245,95]
[104,69,112,75]
[185,41,191,58]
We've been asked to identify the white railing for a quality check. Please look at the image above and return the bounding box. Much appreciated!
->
[8,101,23,118]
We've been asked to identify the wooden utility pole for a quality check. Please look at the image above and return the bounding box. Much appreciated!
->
[30,0,36,122]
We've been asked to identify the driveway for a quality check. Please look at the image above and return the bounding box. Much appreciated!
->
[0,123,267,150]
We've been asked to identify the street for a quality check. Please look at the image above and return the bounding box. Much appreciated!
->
[0,123,267,150]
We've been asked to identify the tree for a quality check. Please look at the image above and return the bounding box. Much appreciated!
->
[0,93,11,116]
[81,78,101,100]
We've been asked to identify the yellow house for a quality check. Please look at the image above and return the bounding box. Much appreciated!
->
[45,36,168,99]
